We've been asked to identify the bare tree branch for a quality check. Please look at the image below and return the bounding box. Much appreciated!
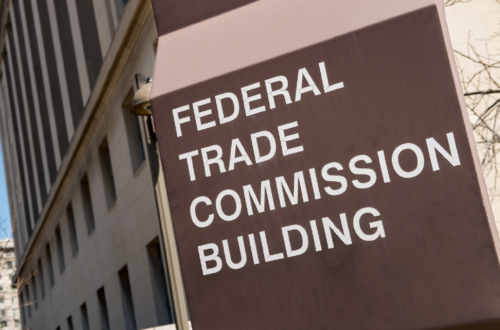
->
[452,9,500,202]
[445,0,472,6]
[465,90,500,96]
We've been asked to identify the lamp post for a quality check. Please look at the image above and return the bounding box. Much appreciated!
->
[131,75,190,330]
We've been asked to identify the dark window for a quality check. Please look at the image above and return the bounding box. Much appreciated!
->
[19,292,26,326]
[38,259,46,299]
[36,0,69,156]
[31,273,38,310]
[45,243,55,286]
[66,203,78,255]
[147,238,174,325]
[53,0,84,126]
[97,287,110,330]
[55,226,65,273]
[75,0,102,90]
[122,89,145,172]
[6,261,12,269]
[67,315,74,330]
[118,265,137,330]
[80,303,89,330]
[81,174,95,234]
[25,285,31,318]
[99,138,117,208]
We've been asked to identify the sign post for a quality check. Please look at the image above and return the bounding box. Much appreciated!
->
[150,0,500,329]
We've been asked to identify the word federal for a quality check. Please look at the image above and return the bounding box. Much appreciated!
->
[171,61,344,138]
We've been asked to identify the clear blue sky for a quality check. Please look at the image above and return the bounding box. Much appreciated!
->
[0,142,12,239]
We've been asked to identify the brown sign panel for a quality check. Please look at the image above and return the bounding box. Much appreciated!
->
[151,3,500,330]
[151,0,258,35]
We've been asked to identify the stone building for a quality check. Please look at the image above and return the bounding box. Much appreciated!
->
[0,0,187,329]
[0,239,20,330]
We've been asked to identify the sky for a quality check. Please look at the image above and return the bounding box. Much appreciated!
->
[0,142,12,239]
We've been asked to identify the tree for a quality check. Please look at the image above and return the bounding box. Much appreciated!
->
[447,0,500,202]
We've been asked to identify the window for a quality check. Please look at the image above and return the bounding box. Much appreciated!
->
[37,0,69,158]
[81,175,96,234]
[1,309,5,316]
[45,244,55,286]
[67,315,74,330]
[66,204,78,256]
[19,292,26,326]
[6,262,12,269]
[53,0,85,127]
[1,320,6,327]
[12,297,17,304]
[80,303,89,330]
[0,285,4,291]
[32,272,38,310]
[0,298,4,304]
[118,265,137,329]
[14,320,19,327]
[13,309,18,318]
[122,89,145,172]
[97,287,110,330]
[25,285,31,318]
[38,259,46,299]
[75,0,102,90]
[9,274,13,281]
[147,238,174,325]
[99,138,117,208]
[55,226,65,273]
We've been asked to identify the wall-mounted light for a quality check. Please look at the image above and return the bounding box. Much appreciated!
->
[130,77,152,116]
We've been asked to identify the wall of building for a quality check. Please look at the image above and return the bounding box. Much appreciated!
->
[0,0,177,329]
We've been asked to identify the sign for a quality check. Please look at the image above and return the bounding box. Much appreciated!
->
[150,0,500,329]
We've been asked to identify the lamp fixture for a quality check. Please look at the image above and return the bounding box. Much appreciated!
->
[130,77,152,116]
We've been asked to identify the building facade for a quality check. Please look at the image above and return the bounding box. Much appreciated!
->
[0,0,185,329]
[0,239,20,330]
